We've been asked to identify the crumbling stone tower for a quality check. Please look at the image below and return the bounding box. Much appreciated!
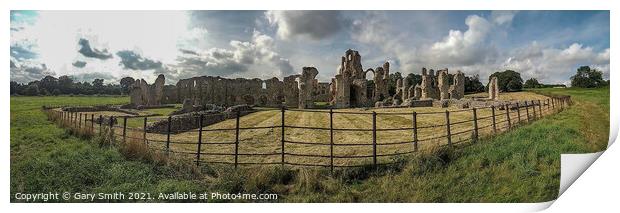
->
[331,49,390,108]
[129,74,165,107]
[298,67,319,109]
[449,71,465,99]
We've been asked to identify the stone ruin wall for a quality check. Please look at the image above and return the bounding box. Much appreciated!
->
[331,49,391,108]
[129,49,496,110]
[152,70,324,109]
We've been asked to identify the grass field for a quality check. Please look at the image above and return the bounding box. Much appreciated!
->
[50,92,553,167]
[10,87,609,202]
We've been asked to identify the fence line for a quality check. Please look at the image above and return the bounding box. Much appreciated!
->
[43,96,572,171]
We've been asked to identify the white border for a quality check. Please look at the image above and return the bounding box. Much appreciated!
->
[2,0,617,212]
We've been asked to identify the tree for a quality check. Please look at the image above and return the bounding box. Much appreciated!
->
[58,75,74,94]
[120,77,135,95]
[464,74,485,93]
[92,79,104,90]
[405,73,422,87]
[23,84,40,96]
[489,70,523,92]
[523,78,542,88]
[570,66,605,88]
[10,81,19,95]
[388,72,403,96]
[39,75,58,94]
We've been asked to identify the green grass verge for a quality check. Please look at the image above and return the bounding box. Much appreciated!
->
[10,87,609,202]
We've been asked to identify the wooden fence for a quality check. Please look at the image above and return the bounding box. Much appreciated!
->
[43,96,571,171]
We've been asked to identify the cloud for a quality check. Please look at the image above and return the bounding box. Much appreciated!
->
[10,62,56,83]
[78,38,113,59]
[179,48,198,55]
[72,60,87,68]
[266,11,346,40]
[10,44,38,61]
[116,50,163,70]
[502,42,610,83]
[427,15,495,66]
[174,31,294,79]
[491,11,518,25]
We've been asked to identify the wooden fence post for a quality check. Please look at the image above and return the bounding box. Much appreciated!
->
[516,103,521,124]
[491,106,497,134]
[525,101,530,122]
[372,111,377,167]
[445,110,452,146]
[413,111,418,152]
[122,117,128,143]
[280,107,285,166]
[143,117,148,144]
[538,100,543,118]
[472,108,478,142]
[235,110,241,169]
[531,100,537,120]
[166,116,171,155]
[547,99,551,111]
[109,116,114,144]
[196,114,204,166]
[505,104,511,129]
[99,115,103,136]
[552,98,555,110]
[79,113,82,129]
[91,114,94,133]
[329,109,334,173]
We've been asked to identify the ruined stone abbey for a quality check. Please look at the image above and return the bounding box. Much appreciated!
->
[127,49,498,109]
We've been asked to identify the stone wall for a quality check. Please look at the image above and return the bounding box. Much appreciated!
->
[145,105,255,133]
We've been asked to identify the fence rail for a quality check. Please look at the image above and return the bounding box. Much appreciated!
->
[43,95,572,171]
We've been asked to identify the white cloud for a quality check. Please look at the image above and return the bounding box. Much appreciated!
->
[173,31,294,80]
[491,11,518,25]
[502,42,610,83]
[427,15,494,66]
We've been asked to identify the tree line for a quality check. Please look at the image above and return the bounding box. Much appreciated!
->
[10,75,124,96]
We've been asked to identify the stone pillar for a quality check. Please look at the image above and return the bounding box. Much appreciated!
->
[449,71,465,99]
[437,70,450,100]
[488,76,499,100]
[298,67,319,109]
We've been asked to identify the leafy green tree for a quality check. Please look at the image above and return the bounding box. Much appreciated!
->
[58,75,74,94]
[23,84,40,96]
[405,73,422,87]
[39,75,58,94]
[388,72,402,96]
[570,66,605,88]
[120,77,135,95]
[464,74,485,93]
[489,70,523,92]
[523,78,542,88]
[92,79,104,89]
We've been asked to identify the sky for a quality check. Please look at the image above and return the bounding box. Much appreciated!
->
[10,10,610,86]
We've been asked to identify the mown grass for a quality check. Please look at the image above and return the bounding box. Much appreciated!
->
[10,87,609,202]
